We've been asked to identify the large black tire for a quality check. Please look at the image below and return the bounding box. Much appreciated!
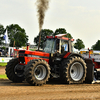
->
[84,59,94,84]
[61,56,87,84]
[5,58,25,82]
[24,59,50,86]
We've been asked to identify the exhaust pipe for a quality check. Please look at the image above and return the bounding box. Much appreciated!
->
[38,30,42,51]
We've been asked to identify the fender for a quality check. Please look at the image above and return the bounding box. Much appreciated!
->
[63,52,84,59]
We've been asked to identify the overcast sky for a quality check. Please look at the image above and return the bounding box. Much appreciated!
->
[0,0,100,49]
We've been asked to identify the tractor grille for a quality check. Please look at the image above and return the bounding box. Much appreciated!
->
[19,57,25,64]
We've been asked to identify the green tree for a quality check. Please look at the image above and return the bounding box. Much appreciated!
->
[74,39,85,50]
[34,28,73,49]
[53,28,73,38]
[53,28,67,36]
[6,24,28,47]
[92,40,100,50]
[66,33,73,39]
[0,24,5,45]
[34,29,53,48]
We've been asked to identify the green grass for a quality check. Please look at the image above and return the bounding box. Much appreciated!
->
[29,49,35,51]
[0,74,8,79]
[0,63,7,66]
[0,63,7,79]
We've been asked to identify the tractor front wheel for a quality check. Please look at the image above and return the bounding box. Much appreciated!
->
[24,59,50,86]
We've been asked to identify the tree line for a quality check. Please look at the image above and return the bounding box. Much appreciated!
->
[0,24,28,47]
[34,28,85,50]
[0,23,100,50]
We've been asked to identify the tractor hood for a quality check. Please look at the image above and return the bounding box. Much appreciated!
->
[18,50,50,64]
[19,50,50,58]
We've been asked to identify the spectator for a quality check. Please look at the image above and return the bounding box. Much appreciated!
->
[6,52,9,57]
[10,53,14,57]
[0,52,1,56]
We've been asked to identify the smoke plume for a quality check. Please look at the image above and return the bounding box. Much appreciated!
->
[36,0,50,31]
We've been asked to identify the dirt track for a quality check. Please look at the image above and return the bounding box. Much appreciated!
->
[0,67,100,100]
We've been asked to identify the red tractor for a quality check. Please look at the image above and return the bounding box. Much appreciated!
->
[5,35,94,85]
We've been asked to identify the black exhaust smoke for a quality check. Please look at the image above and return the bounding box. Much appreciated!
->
[36,0,50,31]
[36,0,50,50]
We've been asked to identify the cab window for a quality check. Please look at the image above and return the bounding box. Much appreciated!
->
[61,40,68,53]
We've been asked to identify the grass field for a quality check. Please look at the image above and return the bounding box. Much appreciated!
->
[0,62,7,67]
[0,75,8,79]
[0,62,7,79]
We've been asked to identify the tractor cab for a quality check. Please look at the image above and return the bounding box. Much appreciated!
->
[43,35,74,55]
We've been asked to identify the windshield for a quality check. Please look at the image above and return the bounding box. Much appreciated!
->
[43,39,55,53]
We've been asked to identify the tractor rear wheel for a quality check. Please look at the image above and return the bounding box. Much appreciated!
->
[24,59,50,86]
[5,58,25,82]
[61,56,87,84]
